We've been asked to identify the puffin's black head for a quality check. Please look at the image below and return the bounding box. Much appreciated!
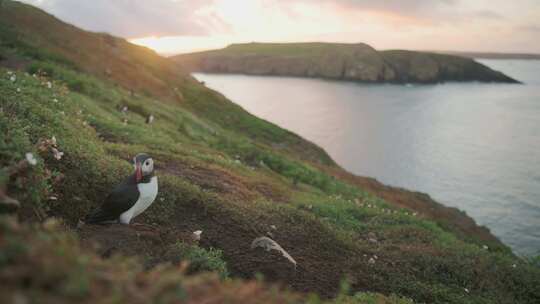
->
[133,153,154,182]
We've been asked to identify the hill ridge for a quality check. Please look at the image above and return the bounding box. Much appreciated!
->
[174,42,520,83]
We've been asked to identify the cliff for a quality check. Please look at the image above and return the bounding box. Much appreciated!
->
[1,1,538,303]
[174,43,520,83]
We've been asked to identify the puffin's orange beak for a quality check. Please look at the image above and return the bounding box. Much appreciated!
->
[135,162,142,182]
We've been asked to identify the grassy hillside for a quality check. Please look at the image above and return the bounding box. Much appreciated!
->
[174,42,519,83]
[1,1,539,303]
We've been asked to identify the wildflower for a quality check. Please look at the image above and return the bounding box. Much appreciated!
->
[10,75,16,82]
[25,152,38,166]
[51,147,64,160]
[464,288,469,293]
[53,98,58,103]
[146,114,154,124]
[51,136,57,146]
[192,230,203,241]
[482,245,489,250]
[46,81,52,89]
[368,257,376,264]
[512,264,517,268]
[16,88,21,93]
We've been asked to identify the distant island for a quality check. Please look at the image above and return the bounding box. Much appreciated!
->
[173,42,520,84]
[436,51,540,60]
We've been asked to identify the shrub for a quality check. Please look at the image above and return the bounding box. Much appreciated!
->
[175,243,229,279]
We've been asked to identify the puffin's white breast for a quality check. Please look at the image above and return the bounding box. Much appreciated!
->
[119,176,158,224]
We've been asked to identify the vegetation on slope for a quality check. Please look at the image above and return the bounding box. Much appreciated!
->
[1,1,539,303]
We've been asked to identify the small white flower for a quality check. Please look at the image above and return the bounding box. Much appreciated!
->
[25,152,37,166]
[53,98,58,103]
[512,264,517,268]
[482,245,489,250]
[46,81,52,89]
[51,147,64,160]
[192,230,203,241]
[368,257,376,264]
[16,88,21,93]
[10,75,16,82]
[51,136,57,146]
[464,288,469,293]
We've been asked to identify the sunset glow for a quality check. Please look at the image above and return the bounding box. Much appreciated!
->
[22,0,540,55]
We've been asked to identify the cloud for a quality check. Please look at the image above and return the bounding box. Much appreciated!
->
[472,10,504,20]
[518,24,540,32]
[17,0,540,53]
[19,0,222,38]
[313,0,458,21]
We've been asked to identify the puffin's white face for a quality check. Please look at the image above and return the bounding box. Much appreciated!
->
[133,154,154,182]
[133,157,154,175]
[141,158,154,175]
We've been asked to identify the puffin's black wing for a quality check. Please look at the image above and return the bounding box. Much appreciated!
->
[85,175,140,224]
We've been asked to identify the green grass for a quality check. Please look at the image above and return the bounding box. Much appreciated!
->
[1,53,539,304]
[202,42,372,58]
[175,243,229,279]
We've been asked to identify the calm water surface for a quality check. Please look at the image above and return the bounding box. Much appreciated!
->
[193,59,540,256]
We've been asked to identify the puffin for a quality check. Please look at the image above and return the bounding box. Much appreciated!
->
[85,153,158,224]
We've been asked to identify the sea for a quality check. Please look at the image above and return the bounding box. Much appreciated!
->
[193,59,540,256]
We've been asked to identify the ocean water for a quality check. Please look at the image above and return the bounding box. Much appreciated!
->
[193,59,540,256]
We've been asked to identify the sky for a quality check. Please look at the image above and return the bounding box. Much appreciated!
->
[20,0,540,55]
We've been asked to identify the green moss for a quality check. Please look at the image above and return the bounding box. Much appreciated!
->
[175,243,229,279]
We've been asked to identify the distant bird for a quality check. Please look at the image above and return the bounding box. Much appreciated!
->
[85,153,158,224]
